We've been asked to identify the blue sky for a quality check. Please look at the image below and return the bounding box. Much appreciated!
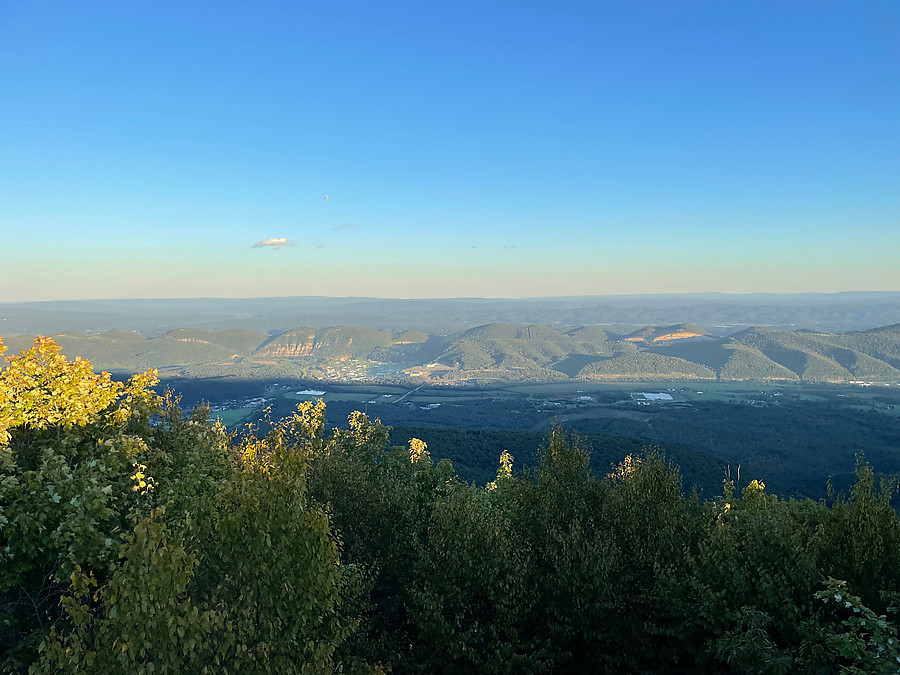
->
[0,0,897,300]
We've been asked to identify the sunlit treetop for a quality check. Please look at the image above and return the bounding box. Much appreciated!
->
[0,336,159,446]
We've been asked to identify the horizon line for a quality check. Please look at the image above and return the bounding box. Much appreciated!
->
[3,289,900,305]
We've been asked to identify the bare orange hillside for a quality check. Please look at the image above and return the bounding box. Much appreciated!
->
[652,332,705,342]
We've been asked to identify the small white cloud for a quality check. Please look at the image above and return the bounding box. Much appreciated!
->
[330,223,358,231]
[252,237,291,248]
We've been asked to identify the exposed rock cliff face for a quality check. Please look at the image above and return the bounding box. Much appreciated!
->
[257,331,319,358]
[651,331,707,342]
[253,327,394,359]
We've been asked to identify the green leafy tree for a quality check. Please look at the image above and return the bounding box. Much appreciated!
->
[2,339,361,673]
[814,457,900,610]
[408,484,532,673]
[1,338,168,668]
[497,428,620,671]
[33,510,224,674]
[803,578,900,674]
[306,406,457,671]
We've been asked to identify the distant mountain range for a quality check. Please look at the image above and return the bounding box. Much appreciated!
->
[4,321,900,384]
[2,292,900,335]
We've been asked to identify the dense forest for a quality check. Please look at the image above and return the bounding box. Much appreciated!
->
[3,337,900,673]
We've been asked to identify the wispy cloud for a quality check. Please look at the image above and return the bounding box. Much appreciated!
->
[330,223,358,231]
[252,237,291,248]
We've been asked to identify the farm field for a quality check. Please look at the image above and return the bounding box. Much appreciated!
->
[172,376,900,428]
[165,375,900,499]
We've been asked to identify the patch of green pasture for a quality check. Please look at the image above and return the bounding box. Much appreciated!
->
[407,395,478,404]
[503,382,628,395]
[321,384,407,395]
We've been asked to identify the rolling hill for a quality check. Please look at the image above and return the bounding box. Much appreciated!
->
[578,353,717,380]
[623,323,711,343]
[4,321,900,384]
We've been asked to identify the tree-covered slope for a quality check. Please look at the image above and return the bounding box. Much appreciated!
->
[0,328,271,371]
[645,338,734,372]
[719,341,801,381]
[203,328,269,354]
[834,324,900,370]
[368,336,449,364]
[566,325,609,342]
[730,328,884,382]
[455,322,523,341]
[823,345,900,380]
[578,352,717,380]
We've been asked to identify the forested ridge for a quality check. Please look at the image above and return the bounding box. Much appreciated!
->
[5,322,900,384]
[3,338,900,673]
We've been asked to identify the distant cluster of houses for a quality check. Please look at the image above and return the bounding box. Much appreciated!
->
[208,396,268,412]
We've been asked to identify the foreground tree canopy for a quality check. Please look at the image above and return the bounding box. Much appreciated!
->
[2,337,900,673]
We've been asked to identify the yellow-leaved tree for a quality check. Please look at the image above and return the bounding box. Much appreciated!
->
[1,337,359,674]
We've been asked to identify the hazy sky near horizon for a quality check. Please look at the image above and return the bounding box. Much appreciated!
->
[1,1,898,301]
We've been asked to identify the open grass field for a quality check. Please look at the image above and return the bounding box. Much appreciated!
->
[197,377,900,430]
[213,407,257,427]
